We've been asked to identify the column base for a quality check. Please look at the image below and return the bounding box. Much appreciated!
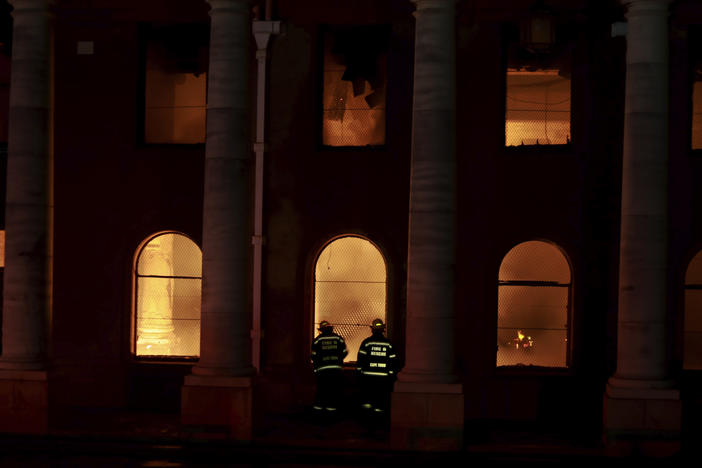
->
[603,382,681,457]
[181,375,253,441]
[390,382,464,451]
[0,370,48,434]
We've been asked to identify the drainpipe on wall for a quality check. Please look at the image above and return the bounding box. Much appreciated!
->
[251,12,281,373]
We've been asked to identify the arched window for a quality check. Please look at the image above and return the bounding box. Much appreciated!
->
[314,235,387,362]
[497,240,571,368]
[684,251,702,369]
[134,232,201,358]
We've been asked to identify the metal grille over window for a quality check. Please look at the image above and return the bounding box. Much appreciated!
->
[322,27,387,147]
[497,240,571,368]
[314,236,386,362]
[684,251,702,369]
[135,232,201,358]
[506,69,570,146]
[144,24,208,144]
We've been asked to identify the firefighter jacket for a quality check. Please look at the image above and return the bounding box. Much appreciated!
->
[356,332,399,378]
[311,331,348,373]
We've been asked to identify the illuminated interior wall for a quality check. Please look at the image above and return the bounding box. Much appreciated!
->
[684,251,702,369]
[322,27,387,147]
[0,229,4,267]
[314,236,386,362]
[506,69,571,146]
[144,25,208,144]
[135,232,201,358]
[497,240,571,367]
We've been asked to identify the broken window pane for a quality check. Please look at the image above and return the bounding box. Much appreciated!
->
[135,232,201,358]
[684,251,702,369]
[144,24,208,144]
[314,236,387,362]
[322,27,387,147]
[506,69,571,146]
[497,241,571,368]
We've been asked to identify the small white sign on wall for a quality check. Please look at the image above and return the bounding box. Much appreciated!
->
[77,41,94,55]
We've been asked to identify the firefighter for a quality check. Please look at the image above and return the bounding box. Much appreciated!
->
[356,318,399,416]
[310,320,348,414]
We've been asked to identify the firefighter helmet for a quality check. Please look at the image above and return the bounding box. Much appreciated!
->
[371,318,385,331]
[318,320,332,331]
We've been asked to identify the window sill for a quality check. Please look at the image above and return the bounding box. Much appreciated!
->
[503,143,573,156]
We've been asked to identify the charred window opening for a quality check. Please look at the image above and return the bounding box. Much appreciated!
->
[684,251,702,370]
[497,241,571,368]
[143,24,208,145]
[314,236,387,362]
[505,34,572,147]
[134,232,201,359]
[322,26,388,147]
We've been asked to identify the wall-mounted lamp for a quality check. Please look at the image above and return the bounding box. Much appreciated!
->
[520,2,555,52]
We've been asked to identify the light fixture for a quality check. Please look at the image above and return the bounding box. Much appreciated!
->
[520,1,555,53]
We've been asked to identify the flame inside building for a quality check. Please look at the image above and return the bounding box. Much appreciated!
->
[497,241,570,367]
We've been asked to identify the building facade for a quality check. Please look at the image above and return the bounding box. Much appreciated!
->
[0,0,700,453]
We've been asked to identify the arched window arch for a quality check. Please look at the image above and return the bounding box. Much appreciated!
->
[134,232,201,358]
[313,235,387,362]
[684,251,702,370]
[497,240,571,368]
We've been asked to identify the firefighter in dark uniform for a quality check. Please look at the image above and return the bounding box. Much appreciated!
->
[310,320,348,413]
[356,318,399,416]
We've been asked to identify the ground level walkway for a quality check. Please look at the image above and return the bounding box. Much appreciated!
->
[0,406,690,466]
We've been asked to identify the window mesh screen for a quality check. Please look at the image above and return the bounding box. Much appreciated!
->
[144,25,208,144]
[684,251,702,369]
[322,27,387,147]
[314,236,386,362]
[497,241,570,368]
[506,69,570,146]
[135,233,201,358]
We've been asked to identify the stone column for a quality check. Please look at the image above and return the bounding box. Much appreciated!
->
[603,0,680,456]
[0,0,53,434]
[391,0,464,451]
[181,0,255,440]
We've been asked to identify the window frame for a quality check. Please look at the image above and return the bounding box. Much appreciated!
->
[495,240,574,373]
[317,24,390,151]
[501,24,574,154]
[137,22,209,148]
[310,234,389,365]
[131,230,202,362]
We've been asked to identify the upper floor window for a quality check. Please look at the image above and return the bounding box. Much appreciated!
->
[313,235,387,362]
[322,26,388,147]
[684,250,702,369]
[505,10,571,148]
[497,240,571,368]
[134,232,201,359]
[143,24,208,144]
[506,68,570,146]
